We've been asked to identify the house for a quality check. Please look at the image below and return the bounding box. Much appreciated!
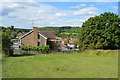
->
[16,32,26,38]
[19,27,57,50]
[61,39,72,44]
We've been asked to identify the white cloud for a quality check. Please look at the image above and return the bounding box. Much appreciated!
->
[55,13,67,16]
[8,3,22,8]
[17,17,27,20]
[1,1,102,28]
[80,4,86,7]
[38,10,45,13]
[73,7,99,16]
[63,19,85,24]
[70,4,86,8]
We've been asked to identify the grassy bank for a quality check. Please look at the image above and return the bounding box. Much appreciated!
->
[79,50,119,56]
[2,50,118,78]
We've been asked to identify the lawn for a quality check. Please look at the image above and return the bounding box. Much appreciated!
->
[2,50,118,78]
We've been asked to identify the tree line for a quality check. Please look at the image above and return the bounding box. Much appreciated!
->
[39,26,81,38]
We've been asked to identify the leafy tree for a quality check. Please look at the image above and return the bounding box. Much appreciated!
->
[11,32,17,39]
[10,26,14,30]
[79,12,120,50]
[2,32,13,56]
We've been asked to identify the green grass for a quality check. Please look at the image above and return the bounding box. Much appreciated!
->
[2,51,118,78]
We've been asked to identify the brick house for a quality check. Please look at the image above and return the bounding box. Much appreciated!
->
[16,32,26,38]
[19,27,56,50]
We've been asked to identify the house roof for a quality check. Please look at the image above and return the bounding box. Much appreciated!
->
[19,30,56,39]
[62,39,69,41]
[39,31,55,39]
[16,32,26,37]
[19,30,33,39]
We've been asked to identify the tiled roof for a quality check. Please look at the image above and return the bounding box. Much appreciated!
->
[39,31,56,38]
[17,32,26,37]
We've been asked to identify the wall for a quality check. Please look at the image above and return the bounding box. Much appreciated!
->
[40,35,47,46]
[21,32,36,46]
[21,27,38,47]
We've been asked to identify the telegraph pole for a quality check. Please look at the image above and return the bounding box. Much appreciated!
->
[31,19,34,27]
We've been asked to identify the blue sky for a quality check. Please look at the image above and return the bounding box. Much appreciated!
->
[0,0,118,29]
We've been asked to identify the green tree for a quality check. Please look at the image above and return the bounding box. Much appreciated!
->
[79,12,120,50]
[10,26,14,30]
[11,32,17,39]
[2,32,13,56]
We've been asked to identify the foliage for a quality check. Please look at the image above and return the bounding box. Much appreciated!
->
[72,39,79,46]
[2,26,16,39]
[2,26,81,39]
[39,26,81,38]
[20,45,50,53]
[79,12,120,50]
[96,51,101,56]
[2,26,30,39]
[11,32,17,39]
[2,32,13,56]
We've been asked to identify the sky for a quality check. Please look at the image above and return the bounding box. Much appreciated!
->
[0,0,119,29]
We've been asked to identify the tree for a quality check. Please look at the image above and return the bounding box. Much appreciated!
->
[10,26,14,30]
[79,12,120,50]
[2,32,13,56]
[11,32,17,39]
[72,39,79,46]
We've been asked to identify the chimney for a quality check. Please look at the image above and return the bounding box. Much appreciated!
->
[33,27,38,32]
[33,27,38,46]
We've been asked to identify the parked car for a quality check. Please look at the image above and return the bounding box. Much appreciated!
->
[13,42,20,45]
[58,47,79,53]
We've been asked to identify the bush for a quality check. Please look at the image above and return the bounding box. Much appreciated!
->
[96,51,101,56]
[20,45,50,53]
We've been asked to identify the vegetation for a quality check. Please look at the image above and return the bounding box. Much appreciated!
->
[39,26,81,38]
[2,32,13,56]
[1,26,30,56]
[79,12,120,50]
[3,50,118,78]
[20,45,50,53]
[2,26,30,39]
[72,39,79,46]
[2,26,17,39]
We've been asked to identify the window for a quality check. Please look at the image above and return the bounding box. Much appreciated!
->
[38,34,40,46]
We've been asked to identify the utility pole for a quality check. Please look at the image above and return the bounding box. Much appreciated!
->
[31,19,34,27]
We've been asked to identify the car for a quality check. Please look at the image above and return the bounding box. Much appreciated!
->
[58,47,79,53]
[61,48,71,53]
[13,42,20,45]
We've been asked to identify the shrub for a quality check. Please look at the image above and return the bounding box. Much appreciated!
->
[20,45,50,53]
[96,51,101,56]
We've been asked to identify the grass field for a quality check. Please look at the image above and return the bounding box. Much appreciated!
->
[2,50,118,78]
